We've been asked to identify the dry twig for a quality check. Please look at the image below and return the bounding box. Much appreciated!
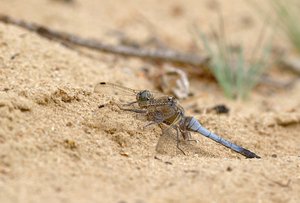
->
[0,14,209,66]
[281,56,300,76]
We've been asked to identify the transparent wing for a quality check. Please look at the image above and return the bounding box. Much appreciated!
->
[155,127,195,156]
[94,82,166,104]
[155,127,179,155]
[94,82,139,104]
[95,82,140,94]
[156,126,214,156]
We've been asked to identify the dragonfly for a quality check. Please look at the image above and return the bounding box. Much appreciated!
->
[95,82,261,158]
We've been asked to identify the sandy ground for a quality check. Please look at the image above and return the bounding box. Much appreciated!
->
[0,0,300,203]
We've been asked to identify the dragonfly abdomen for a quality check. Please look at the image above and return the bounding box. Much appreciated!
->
[185,117,261,158]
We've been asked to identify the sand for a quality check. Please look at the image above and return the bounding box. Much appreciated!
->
[0,0,299,202]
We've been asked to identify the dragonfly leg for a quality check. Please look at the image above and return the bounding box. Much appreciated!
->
[179,127,199,144]
[113,102,147,114]
[98,101,145,113]
[176,127,186,155]
[143,121,162,130]
[187,138,199,144]
[119,107,147,114]
[143,111,166,129]
[123,101,138,107]
[185,131,199,143]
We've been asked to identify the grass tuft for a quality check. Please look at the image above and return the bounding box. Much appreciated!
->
[270,0,300,53]
[193,15,271,100]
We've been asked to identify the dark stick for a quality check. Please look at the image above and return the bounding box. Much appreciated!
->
[0,14,209,66]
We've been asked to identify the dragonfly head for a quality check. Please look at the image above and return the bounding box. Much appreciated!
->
[136,90,153,106]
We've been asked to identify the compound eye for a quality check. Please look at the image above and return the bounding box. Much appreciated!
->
[138,90,151,102]
[143,92,150,101]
